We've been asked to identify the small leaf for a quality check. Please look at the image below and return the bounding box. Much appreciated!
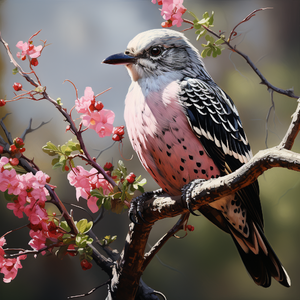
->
[205,35,214,43]
[52,161,64,170]
[103,198,111,210]
[42,142,59,155]
[215,38,224,45]
[84,221,93,233]
[137,185,145,193]
[60,221,71,233]
[201,48,209,58]
[51,157,59,166]
[76,219,88,234]
[34,86,45,93]
[4,190,17,202]
[56,98,63,106]
[12,67,18,75]
[189,11,199,21]
[208,11,214,25]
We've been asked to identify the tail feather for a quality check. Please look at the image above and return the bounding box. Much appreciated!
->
[230,221,291,288]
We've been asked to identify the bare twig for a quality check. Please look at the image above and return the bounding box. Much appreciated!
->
[142,212,189,272]
[20,118,52,141]
[265,89,275,148]
[279,98,300,150]
[67,280,110,299]
[228,8,273,42]
[183,9,299,99]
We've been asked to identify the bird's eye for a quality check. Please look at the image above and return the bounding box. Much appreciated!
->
[150,47,162,57]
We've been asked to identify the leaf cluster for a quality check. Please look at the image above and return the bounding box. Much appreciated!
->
[190,11,224,58]
[42,139,82,171]
[90,160,147,214]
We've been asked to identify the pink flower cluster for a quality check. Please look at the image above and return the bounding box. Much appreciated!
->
[152,0,187,27]
[16,41,42,60]
[75,87,115,138]
[67,166,112,213]
[0,156,63,282]
[0,237,26,283]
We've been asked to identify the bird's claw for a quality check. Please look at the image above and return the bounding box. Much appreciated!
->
[128,189,163,224]
[182,179,206,216]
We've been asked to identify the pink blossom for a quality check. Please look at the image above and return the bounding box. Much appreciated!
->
[16,41,42,60]
[0,238,27,283]
[26,204,49,231]
[87,196,99,213]
[89,168,112,194]
[67,166,91,200]
[28,230,47,254]
[0,169,19,194]
[81,109,115,138]
[152,0,186,28]
[67,166,112,213]
[75,87,115,138]
[75,87,95,114]
[6,201,24,218]
[0,157,9,170]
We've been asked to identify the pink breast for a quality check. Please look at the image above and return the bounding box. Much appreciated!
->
[125,81,220,196]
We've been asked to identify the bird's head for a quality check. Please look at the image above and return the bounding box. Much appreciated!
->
[103,29,208,82]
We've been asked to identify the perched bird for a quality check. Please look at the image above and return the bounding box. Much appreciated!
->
[103,29,290,287]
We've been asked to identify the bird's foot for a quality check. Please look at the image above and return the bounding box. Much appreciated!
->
[128,188,163,224]
[181,179,206,216]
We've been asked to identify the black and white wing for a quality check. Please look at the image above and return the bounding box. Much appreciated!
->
[179,77,263,229]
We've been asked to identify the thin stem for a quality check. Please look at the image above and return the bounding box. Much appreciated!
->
[142,212,190,272]
[183,10,299,100]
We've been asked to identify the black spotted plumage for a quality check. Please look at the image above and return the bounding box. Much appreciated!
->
[179,77,263,227]
[179,77,290,287]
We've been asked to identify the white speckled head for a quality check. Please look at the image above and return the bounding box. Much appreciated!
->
[103,29,210,82]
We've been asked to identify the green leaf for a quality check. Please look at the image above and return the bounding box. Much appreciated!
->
[12,67,18,75]
[215,38,224,45]
[137,185,145,193]
[201,48,210,58]
[76,219,88,234]
[117,160,127,176]
[60,221,71,233]
[51,157,59,166]
[61,144,73,155]
[4,190,17,202]
[203,12,209,19]
[189,11,199,21]
[56,245,69,260]
[56,98,63,106]
[52,161,65,170]
[103,198,111,210]
[42,141,59,156]
[85,221,93,233]
[205,35,214,43]
[208,11,214,25]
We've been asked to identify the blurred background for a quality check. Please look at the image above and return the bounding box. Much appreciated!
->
[0,0,300,299]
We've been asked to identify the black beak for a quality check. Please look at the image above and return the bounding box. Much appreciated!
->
[102,53,136,65]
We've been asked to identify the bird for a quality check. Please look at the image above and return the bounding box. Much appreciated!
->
[103,28,291,288]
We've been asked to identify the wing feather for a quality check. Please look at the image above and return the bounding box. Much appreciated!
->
[179,78,263,228]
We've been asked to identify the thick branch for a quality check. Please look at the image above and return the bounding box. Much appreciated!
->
[279,98,300,150]
[139,147,300,222]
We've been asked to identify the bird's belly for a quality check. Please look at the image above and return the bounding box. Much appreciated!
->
[140,126,220,195]
[125,84,220,195]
